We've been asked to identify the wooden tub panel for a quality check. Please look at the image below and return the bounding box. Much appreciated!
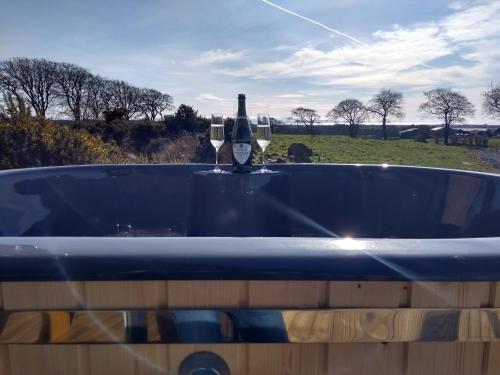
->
[85,281,168,309]
[406,282,490,375]
[0,282,10,375]
[88,345,169,375]
[167,281,249,308]
[247,281,328,374]
[327,281,408,375]
[8,345,90,375]
[485,281,500,375]
[1,282,85,310]
[248,281,328,308]
[0,348,9,375]
[1,281,500,375]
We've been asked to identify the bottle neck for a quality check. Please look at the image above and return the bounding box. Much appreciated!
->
[237,98,247,118]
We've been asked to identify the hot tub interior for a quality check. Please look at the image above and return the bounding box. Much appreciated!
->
[0,164,499,238]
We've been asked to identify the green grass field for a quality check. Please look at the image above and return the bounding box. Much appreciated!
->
[489,138,500,148]
[266,134,499,173]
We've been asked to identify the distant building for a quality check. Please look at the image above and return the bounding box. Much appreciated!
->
[399,128,419,139]
[429,126,460,138]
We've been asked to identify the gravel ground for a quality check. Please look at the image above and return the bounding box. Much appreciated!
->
[473,147,500,171]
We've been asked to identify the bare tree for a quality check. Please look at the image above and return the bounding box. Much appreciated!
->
[136,89,174,120]
[368,89,404,140]
[483,84,500,119]
[107,80,141,120]
[0,68,24,104]
[327,99,367,138]
[290,107,320,134]
[1,57,177,123]
[0,57,58,118]
[419,88,474,145]
[81,75,108,120]
[55,62,92,122]
[99,79,115,112]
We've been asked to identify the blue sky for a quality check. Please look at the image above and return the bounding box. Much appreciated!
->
[0,0,499,122]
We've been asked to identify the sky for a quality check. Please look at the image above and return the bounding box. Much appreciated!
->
[0,0,499,123]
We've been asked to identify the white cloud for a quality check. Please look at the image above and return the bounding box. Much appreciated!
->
[275,94,305,98]
[190,49,246,66]
[217,24,455,87]
[194,93,228,102]
[217,0,499,92]
[441,0,500,42]
[449,1,467,10]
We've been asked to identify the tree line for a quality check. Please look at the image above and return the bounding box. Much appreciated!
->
[0,57,173,121]
[291,85,500,144]
[2,57,500,147]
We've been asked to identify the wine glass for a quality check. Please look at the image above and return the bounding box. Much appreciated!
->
[256,114,272,173]
[210,114,225,173]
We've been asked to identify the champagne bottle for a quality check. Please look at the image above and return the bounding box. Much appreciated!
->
[232,94,253,173]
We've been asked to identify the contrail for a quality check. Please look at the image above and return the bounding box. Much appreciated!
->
[258,0,435,70]
[258,0,367,46]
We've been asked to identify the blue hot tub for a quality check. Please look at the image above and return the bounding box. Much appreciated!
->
[1,164,500,375]
[0,163,499,281]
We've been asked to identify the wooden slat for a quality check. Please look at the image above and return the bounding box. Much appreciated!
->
[485,281,500,375]
[0,283,8,375]
[406,282,490,375]
[328,282,408,375]
[409,282,490,308]
[8,345,89,375]
[85,281,168,309]
[329,281,409,307]
[4,308,500,344]
[248,281,327,308]
[56,312,125,343]
[167,282,248,374]
[328,342,403,375]
[0,346,9,375]
[248,344,326,375]
[88,345,135,375]
[248,281,327,374]
[130,345,170,375]
[167,281,248,308]
[89,345,168,375]
[85,282,168,375]
[48,311,71,341]
[1,282,84,310]
[0,312,44,343]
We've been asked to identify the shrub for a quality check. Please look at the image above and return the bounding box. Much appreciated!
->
[79,120,128,145]
[125,121,162,153]
[149,134,201,163]
[103,108,127,123]
[0,116,124,170]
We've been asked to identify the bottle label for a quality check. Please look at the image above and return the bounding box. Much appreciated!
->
[232,143,251,164]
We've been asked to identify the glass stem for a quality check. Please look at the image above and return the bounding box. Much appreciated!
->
[262,150,265,169]
[215,149,219,168]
